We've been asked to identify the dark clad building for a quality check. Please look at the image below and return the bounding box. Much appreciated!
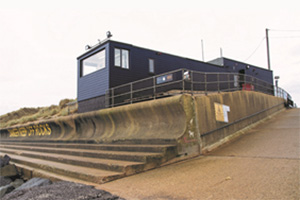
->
[77,39,273,113]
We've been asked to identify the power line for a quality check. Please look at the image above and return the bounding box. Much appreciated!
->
[244,37,265,62]
[244,31,300,63]
[268,29,300,32]
[271,36,300,39]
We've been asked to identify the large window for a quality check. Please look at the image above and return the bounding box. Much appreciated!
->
[115,48,129,69]
[81,49,106,77]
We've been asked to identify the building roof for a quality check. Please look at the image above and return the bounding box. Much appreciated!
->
[78,39,271,72]
[209,57,272,72]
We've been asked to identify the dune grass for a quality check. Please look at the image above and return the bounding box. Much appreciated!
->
[0,99,77,129]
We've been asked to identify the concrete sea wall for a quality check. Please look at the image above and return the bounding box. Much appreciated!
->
[194,91,284,154]
[0,96,187,142]
[0,91,284,156]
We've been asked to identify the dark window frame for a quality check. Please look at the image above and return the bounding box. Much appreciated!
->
[80,48,106,77]
[114,48,130,69]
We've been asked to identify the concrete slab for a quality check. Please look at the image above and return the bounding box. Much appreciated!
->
[99,109,300,199]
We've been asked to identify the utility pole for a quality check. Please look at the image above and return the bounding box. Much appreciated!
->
[266,28,271,70]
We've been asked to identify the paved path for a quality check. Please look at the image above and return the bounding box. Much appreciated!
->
[99,109,300,200]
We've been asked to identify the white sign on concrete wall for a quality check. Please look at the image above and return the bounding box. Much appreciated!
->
[214,103,230,123]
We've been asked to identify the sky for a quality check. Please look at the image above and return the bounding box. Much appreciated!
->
[0,0,299,115]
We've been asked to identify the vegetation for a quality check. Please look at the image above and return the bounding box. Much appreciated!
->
[0,99,77,129]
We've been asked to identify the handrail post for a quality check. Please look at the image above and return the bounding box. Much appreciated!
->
[217,73,220,93]
[191,70,194,95]
[130,83,133,104]
[112,88,114,107]
[153,76,156,99]
[105,90,109,108]
[227,74,230,92]
[182,69,185,93]
[204,73,207,95]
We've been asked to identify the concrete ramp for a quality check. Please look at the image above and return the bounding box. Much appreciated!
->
[0,91,285,184]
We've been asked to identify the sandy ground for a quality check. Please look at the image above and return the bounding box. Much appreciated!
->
[99,108,300,199]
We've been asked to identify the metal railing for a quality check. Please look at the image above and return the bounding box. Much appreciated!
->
[105,68,291,108]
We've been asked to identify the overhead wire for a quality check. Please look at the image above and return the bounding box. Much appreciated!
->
[243,29,300,62]
[244,37,265,62]
[270,36,300,39]
[268,29,300,39]
[268,29,300,32]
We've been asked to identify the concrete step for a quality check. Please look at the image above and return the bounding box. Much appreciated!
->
[0,147,145,174]
[0,152,123,184]
[0,141,174,153]
[13,163,100,186]
[1,138,177,145]
[0,144,164,162]
[0,140,178,184]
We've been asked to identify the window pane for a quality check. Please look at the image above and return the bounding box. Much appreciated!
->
[122,49,129,69]
[82,49,106,76]
[149,59,154,73]
[115,48,121,66]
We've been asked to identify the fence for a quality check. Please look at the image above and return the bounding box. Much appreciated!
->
[105,68,291,108]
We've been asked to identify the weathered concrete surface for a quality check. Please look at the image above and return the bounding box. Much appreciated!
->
[195,91,284,152]
[0,92,284,157]
[99,108,300,199]
[0,91,287,186]
[0,95,188,141]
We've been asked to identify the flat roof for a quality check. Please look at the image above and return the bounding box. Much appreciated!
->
[209,57,272,72]
[77,39,271,72]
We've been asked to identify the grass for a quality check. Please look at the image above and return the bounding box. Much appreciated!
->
[0,99,78,129]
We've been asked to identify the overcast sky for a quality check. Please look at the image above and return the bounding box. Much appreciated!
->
[0,0,299,115]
